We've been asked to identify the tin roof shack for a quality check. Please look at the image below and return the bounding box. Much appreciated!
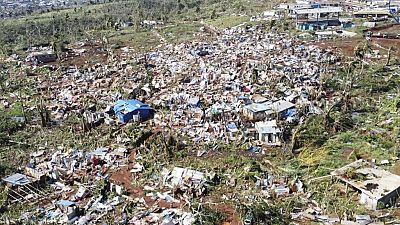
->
[255,120,282,146]
[26,50,57,65]
[269,100,296,121]
[243,100,295,122]
[163,167,208,198]
[113,99,154,123]
[2,173,44,204]
[331,159,400,210]
[243,103,270,121]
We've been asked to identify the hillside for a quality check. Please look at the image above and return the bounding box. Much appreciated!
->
[0,0,400,224]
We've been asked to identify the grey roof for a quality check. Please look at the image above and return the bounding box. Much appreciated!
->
[244,103,269,113]
[255,121,282,134]
[3,173,31,185]
[332,160,400,200]
[257,126,281,134]
[294,7,343,15]
[270,100,295,112]
[354,10,391,15]
[187,97,200,106]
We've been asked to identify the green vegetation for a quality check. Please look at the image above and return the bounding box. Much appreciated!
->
[206,15,250,29]
[159,22,203,43]
[0,0,400,223]
[193,204,227,225]
[0,0,277,54]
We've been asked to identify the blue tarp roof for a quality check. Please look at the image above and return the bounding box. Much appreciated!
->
[57,200,76,207]
[282,108,297,118]
[3,173,31,185]
[113,99,153,113]
[227,122,238,130]
[247,146,262,153]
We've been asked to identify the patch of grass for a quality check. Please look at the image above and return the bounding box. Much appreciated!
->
[206,15,250,29]
[106,29,161,52]
[159,22,202,43]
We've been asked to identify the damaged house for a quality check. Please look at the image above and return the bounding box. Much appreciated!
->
[2,173,45,204]
[243,103,270,121]
[255,120,282,145]
[332,159,400,210]
[243,100,295,122]
[26,50,57,65]
[113,99,154,123]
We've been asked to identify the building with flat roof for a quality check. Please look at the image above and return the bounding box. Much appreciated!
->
[332,159,400,210]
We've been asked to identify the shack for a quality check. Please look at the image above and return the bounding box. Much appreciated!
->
[2,173,42,203]
[113,99,154,123]
[243,103,269,121]
[26,50,57,65]
[353,10,391,19]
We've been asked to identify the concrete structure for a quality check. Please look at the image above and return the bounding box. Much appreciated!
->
[255,120,282,145]
[353,9,391,18]
[332,160,400,210]
[293,7,343,30]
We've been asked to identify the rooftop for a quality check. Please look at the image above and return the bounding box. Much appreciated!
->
[332,160,400,200]
[3,173,31,186]
[353,9,391,15]
[294,7,343,15]
[255,120,281,134]
[244,103,270,113]
[113,99,153,113]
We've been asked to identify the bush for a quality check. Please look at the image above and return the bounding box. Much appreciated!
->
[0,113,20,143]
[194,205,227,225]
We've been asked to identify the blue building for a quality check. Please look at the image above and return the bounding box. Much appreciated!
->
[113,99,154,123]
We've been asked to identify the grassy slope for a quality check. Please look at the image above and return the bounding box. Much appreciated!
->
[1,0,400,222]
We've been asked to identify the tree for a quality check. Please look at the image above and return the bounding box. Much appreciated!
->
[210,9,217,19]
[51,35,66,59]
[353,41,372,78]
[386,46,395,66]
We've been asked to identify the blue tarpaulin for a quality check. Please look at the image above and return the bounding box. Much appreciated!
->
[227,122,238,132]
[57,200,76,207]
[282,108,297,118]
[113,99,154,123]
[247,146,262,153]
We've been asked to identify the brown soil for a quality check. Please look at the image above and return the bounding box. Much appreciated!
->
[368,24,400,33]
[315,37,400,58]
[341,147,355,160]
[109,149,144,197]
[390,161,400,176]
[214,204,242,225]
[144,195,182,209]
[109,165,143,196]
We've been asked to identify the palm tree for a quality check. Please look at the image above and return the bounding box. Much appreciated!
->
[343,60,357,95]
[353,41,372,78]
[386,46,396,66]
